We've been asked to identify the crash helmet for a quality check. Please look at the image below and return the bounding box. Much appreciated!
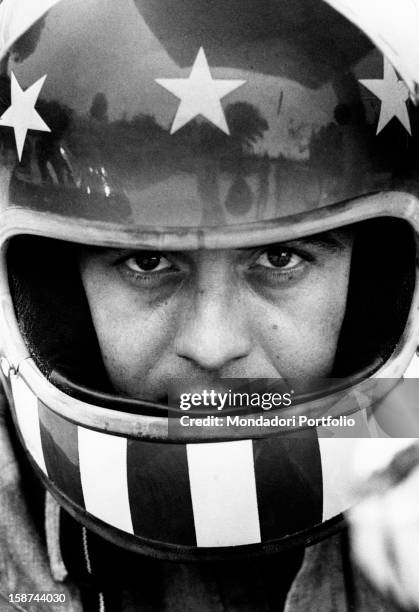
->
[0,0,419,562]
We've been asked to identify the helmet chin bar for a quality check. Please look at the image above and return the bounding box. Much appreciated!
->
[33,453,347,561]
[9,363,360,561]
[4,348,418,561]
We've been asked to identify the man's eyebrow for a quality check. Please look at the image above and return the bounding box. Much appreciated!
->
[289,231,350,252]
[87,230,350,258]
[243,230,351,253]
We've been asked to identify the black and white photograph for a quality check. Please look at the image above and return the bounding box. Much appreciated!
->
[1,0,419,610]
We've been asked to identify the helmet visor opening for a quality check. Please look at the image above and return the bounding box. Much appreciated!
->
[6,216,416,417]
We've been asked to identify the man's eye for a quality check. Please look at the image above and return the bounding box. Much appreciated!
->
[255,248,303,270]
[124,252,172,273]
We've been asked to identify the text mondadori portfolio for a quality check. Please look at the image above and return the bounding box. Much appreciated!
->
[179,415,356,427]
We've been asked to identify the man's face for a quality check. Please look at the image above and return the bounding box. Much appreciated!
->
[79,230,353,400]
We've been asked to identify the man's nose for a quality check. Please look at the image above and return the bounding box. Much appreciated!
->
[174,285,251,371]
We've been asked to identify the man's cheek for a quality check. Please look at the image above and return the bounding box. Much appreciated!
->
[117,318,176,382]
[265,313,337,379]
